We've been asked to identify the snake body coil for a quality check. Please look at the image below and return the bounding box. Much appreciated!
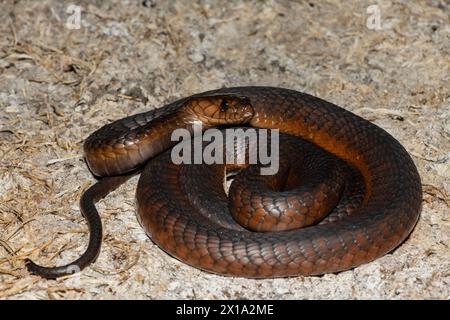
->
[27,86,422,279]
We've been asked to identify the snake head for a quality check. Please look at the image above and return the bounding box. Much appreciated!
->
[184,94,254,125]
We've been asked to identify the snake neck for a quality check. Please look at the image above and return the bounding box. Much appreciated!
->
[83,107,217,177]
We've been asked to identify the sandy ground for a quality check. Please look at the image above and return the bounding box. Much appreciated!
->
[0,0,449,299]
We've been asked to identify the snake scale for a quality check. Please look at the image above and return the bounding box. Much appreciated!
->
[26,86,422,279]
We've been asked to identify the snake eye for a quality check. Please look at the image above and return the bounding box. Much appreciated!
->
[220,99,229,112]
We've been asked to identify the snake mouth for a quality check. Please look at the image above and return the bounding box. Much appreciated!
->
[183,94,255,126]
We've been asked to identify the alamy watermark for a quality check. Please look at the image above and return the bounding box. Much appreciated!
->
[366,5,382,30]
[63,4,383,31]
[65,4,82,30]
[171,124,280,175]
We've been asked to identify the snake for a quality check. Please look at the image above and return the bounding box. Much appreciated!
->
[26,86,422,279]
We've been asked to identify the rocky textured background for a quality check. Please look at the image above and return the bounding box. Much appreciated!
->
[0,0,448,299]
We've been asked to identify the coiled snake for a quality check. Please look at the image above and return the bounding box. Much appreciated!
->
[26,86,422,279]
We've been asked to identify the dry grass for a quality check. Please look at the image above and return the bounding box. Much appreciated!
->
[0,0,449,299]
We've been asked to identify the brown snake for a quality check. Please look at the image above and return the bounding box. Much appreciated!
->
[26,86,422,279]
